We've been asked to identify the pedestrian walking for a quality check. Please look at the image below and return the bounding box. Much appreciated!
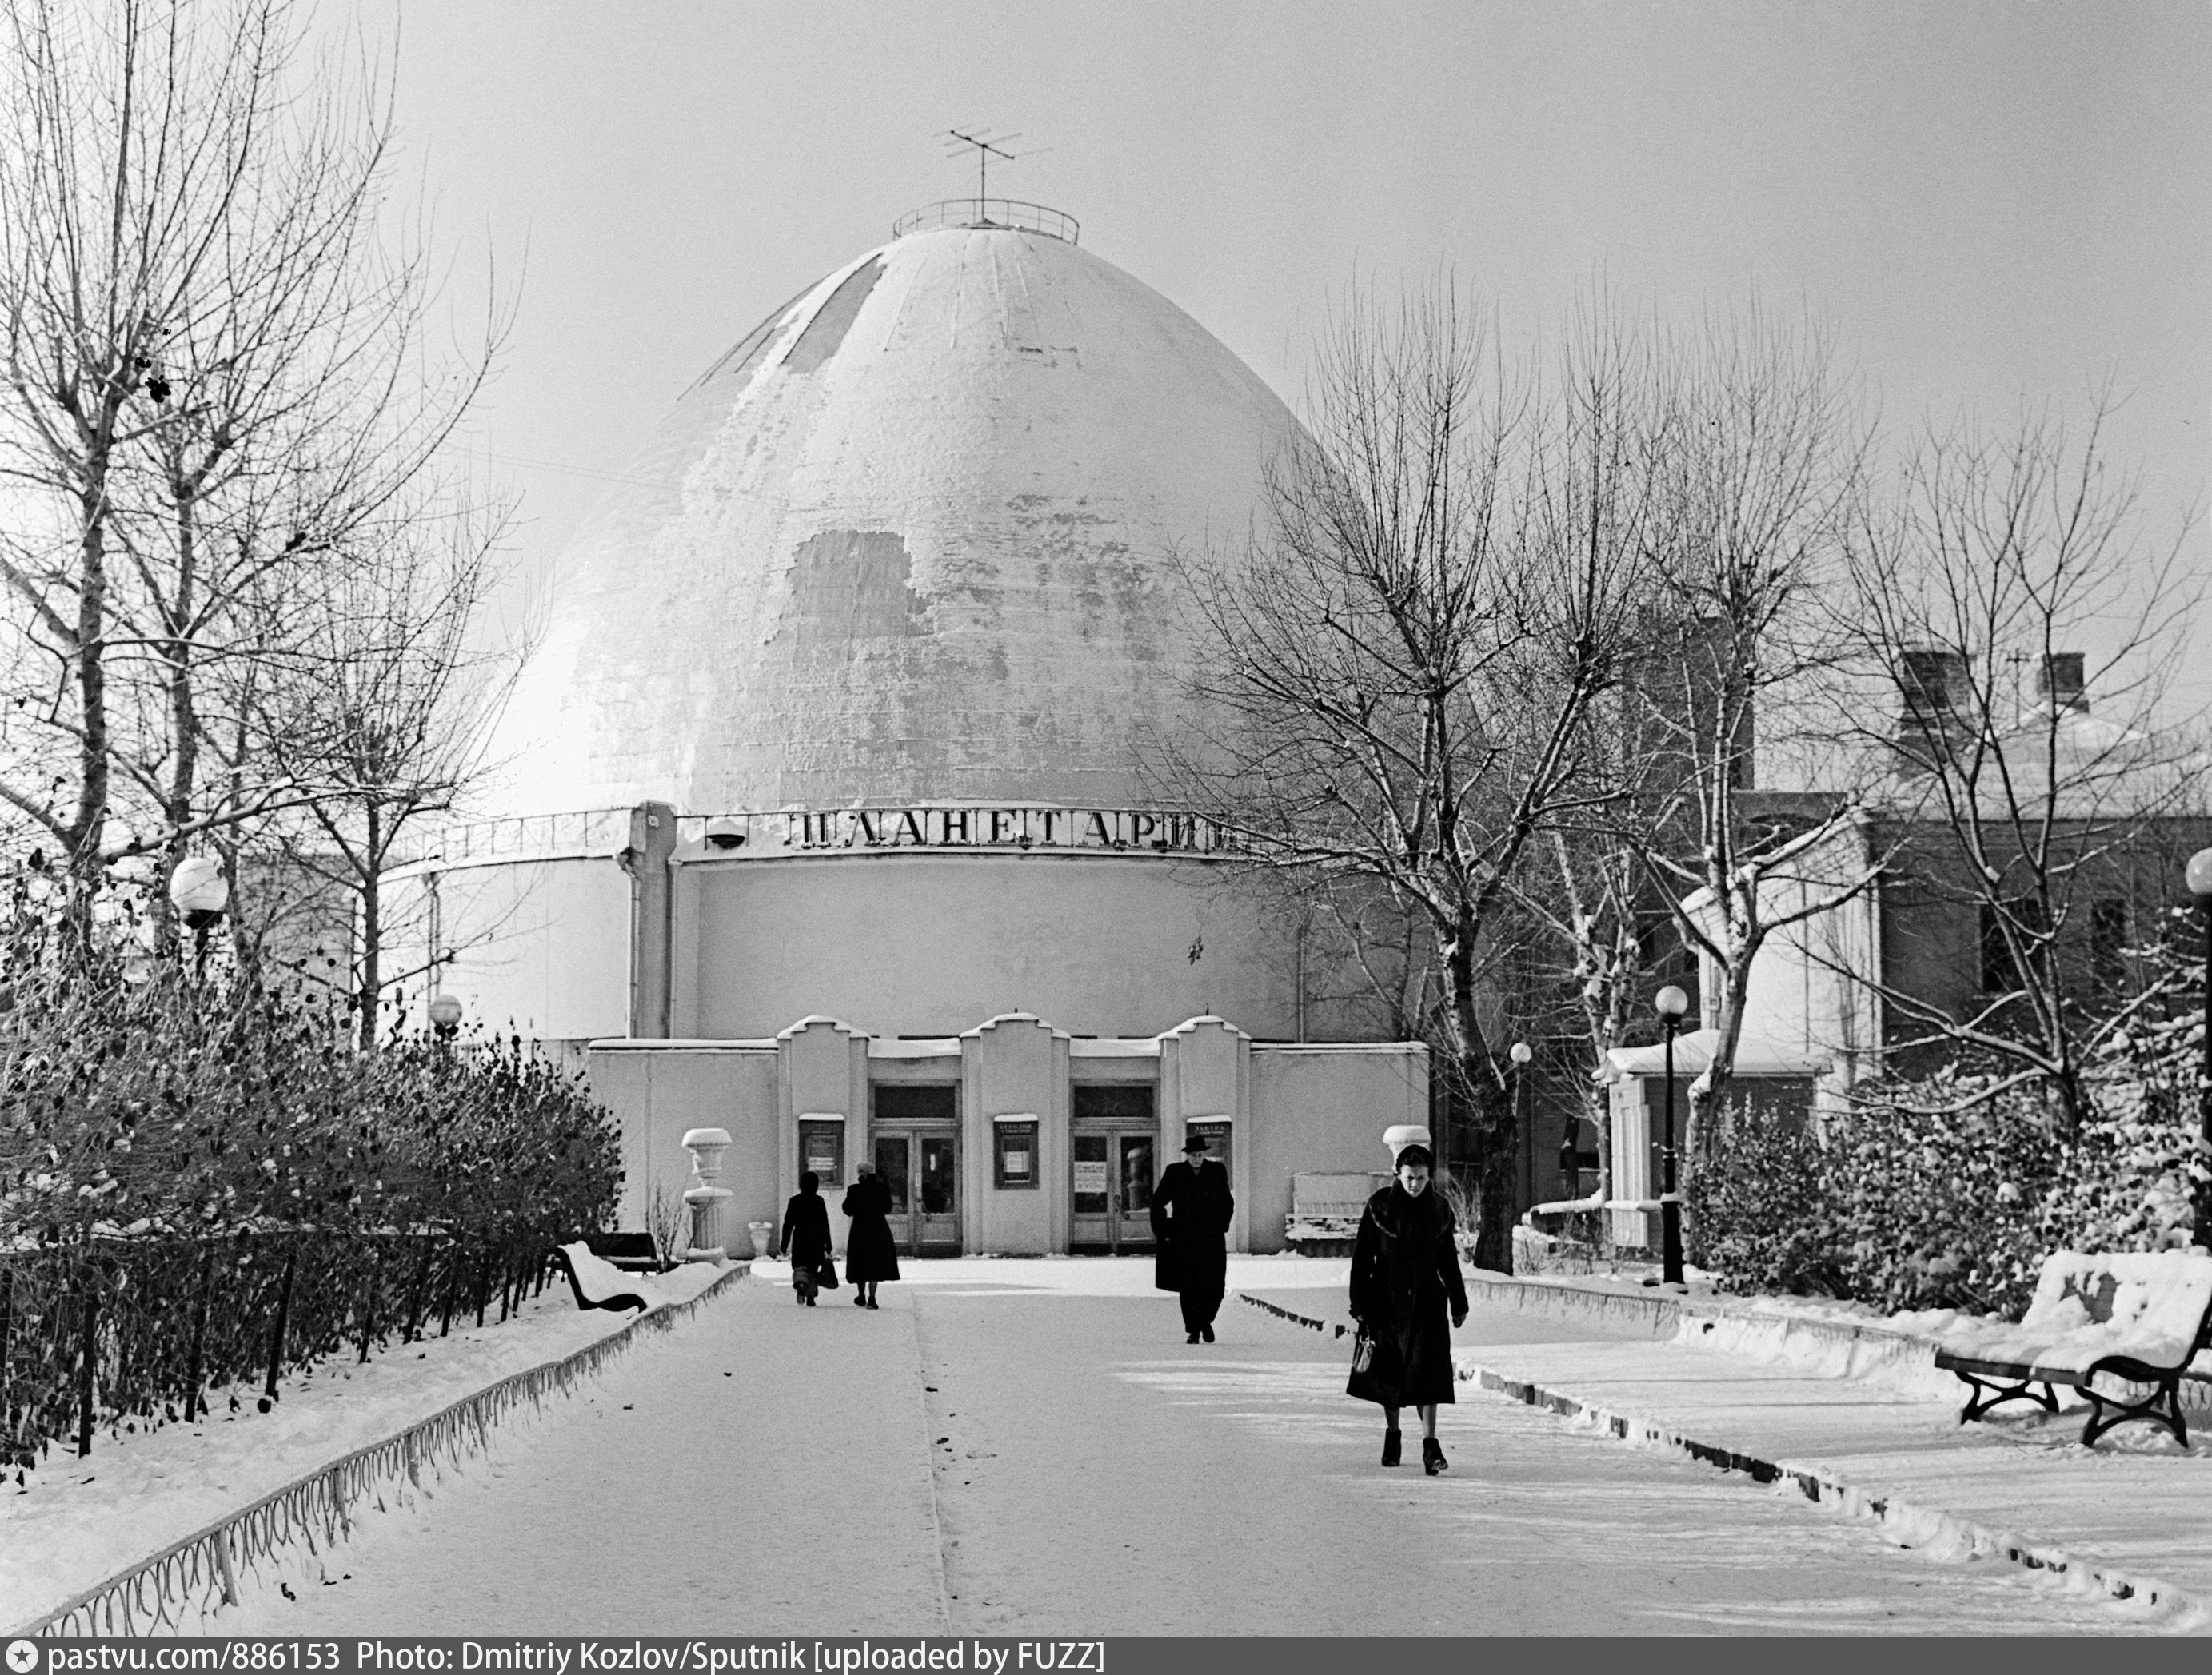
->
[841,1162,900,1309]
[781,1171,836,1307]
[1347,1143,1468,1474]
[1151,1133,1234,1342]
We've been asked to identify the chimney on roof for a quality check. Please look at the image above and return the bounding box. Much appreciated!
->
[1895,647,1973,769]
[2035,652,2088,715]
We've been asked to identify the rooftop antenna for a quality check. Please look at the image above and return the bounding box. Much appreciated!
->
[945,127,1023,199]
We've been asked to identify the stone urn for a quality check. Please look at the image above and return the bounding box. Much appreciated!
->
[681,1127,735,1262]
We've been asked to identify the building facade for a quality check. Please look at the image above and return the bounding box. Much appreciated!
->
[389,202,1429,1254]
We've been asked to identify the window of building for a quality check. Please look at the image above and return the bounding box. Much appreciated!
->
[2091,898,2131,994]
[993,1119,1039,1189]
[1977,903,2013,994]
[1980,898,2048,995]
[798,1118,844,1187]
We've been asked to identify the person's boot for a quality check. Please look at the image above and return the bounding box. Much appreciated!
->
[1423,1437,1447,1475]
[1381,1429,1402,1467]
[1200,1323,1215,1342]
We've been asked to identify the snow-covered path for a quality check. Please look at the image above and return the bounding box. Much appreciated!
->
[213,1267,2162,1634]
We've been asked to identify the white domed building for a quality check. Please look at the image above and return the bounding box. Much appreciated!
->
[398,203,1425,1258]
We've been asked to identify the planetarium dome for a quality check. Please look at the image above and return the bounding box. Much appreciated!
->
[489,204,1300,816]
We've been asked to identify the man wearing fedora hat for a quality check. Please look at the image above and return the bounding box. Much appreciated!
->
[1151,1131,1235,1342]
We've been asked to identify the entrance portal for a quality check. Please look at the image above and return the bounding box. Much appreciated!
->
[872,1084,960,1254]
[1070,1084,1158,1252]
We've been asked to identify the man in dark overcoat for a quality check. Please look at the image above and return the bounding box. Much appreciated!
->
[1151,1133,1235,1342]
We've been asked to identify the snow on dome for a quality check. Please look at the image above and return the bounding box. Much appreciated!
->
[487,221,1298,817]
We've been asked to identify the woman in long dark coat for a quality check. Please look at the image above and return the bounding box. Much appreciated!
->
[1348,1143,1469,1474]
[780,1171,834,1307]
[840,1163,900,1309]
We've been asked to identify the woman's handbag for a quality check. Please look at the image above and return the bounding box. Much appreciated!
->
[815,1255,840,1291]
[1346,1322,1400,1405]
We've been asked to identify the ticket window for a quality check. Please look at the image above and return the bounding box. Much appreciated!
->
[799,1118,844,1189]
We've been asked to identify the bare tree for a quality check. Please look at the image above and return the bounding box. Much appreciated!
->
[1624,304,1881,1187]
[1833,394,2206,1132]
[0,0,502,941]
[1171,282,1659,1268]
[0,0,274,891]
[250,485,513,1049]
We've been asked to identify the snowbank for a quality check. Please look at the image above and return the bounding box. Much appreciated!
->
[2,1260,730,1632]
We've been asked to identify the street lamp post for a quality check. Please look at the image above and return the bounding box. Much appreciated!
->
[1654,984,1691,1286]
[168,856,230,980]
[2186,850,2212,1249]
[1508,1040,1534,1210]
[428,991,464,1050]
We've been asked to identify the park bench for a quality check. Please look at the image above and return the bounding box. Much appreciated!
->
[553,1241,661,1314]
[584,1230,663,1272]
[1284,1171,1390,1254]
[1930,1250,2212,1447]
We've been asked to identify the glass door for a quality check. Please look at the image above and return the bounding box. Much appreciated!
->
[872,1084,960,1255]
[1071,1134,1113,1246]
[918,1134,959,1252]
[1116,1133,1156,1248]
[874,1134,913,1250]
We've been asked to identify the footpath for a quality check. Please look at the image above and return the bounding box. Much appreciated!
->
[1240,1269,2212,1627]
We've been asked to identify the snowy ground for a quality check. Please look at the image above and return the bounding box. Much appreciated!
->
[22,1257,2178,1636]
[10,1254,2203,1635]
[1,1260,729,1631]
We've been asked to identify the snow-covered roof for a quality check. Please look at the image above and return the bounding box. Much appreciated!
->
[1605,1027,1828,1079]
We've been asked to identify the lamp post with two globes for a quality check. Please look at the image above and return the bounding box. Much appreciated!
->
[1654,983,1691,1286]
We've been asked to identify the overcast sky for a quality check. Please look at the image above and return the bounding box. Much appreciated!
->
[349,0,2210,670]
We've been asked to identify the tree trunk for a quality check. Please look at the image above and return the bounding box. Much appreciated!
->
[357,802,383,1051]
[65,492,114,931]
[154,491,204,959]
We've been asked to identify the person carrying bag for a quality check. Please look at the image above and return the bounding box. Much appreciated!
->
[1347,1143,1469,1474]
[781,1171,836,1308]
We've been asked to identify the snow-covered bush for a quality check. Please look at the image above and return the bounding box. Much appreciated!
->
[2040,1011,2206,1256]
[1817,1075,2065,1315]
[1694,1033,2207,1317]
[1683,1108,1842,1298]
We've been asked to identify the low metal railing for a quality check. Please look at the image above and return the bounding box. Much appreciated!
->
[892,198,1080,245]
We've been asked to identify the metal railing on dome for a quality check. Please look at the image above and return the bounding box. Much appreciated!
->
[389,808,633,869]
[892,199,1080,245]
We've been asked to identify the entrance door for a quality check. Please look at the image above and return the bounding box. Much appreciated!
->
[872,1084,960,1255]
[1115,1132,1156,1248]
[1070,1084,1158,1253]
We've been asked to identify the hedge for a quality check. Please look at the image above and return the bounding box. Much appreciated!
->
[1688,1018,2209,1317]
[0,923,622,1467]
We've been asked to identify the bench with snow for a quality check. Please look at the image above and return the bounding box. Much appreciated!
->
[1284,1171,1391,1253]
[553,1241,663,1315]
[582,1231,663,1273]
[1929,1250,2212,1447]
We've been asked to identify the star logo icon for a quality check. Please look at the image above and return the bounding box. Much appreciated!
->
[6,1640,40,1673]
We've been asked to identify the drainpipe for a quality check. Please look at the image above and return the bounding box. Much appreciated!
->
[624,802,678,1038]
